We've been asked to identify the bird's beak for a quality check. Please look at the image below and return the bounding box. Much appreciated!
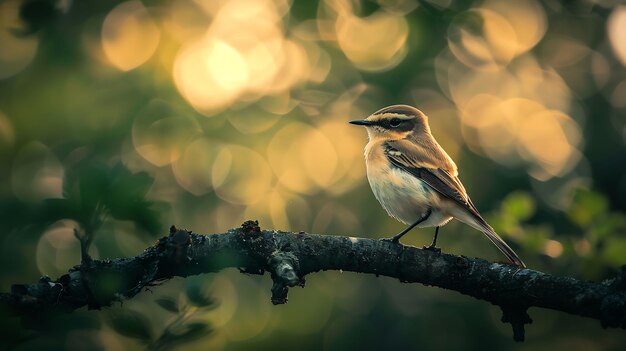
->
[349,119,375,126]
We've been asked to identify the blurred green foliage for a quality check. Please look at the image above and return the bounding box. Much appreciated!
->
[1,0,626,350]
[106,278,217,351]
[0,161,164,263]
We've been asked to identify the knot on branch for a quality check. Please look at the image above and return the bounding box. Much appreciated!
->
[240,220,261,236]
[500,306,532,342]
[162,226,193,265]
[236,221,274,275]
[268,251,304,305]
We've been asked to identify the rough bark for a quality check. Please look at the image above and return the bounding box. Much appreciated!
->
[1,221,625,341]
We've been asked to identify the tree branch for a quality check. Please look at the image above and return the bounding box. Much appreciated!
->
[2,221,626,341]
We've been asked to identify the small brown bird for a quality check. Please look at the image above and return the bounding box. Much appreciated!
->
[350,105,525,267]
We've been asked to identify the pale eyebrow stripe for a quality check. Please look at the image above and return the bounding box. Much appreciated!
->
[372,105,418,116]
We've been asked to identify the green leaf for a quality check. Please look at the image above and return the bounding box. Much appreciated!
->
[588,213,626,242]
[61,161,163,235]
[502,192,535,221]
[77,163,111,210]
[101,163,163,235]
[61,161,113,228]
[186,282,218,308]
[567,188,608,228]
[521,226,550,252]
[107,310,153,341]
[107,199,164,235]
[602,237,626,267]
[110,164,153,201]
[155,297,179,313]
[105,166,152,208]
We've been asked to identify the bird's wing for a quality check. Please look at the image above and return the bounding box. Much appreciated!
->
[384,139,525,267]
[383,139,482,220]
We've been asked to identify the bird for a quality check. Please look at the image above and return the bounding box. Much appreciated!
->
[349,104,525,267]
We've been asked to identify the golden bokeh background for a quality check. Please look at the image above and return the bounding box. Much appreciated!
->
[1,0,626,350]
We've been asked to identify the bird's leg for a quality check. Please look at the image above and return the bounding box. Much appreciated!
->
[383,208,432,244]
[424,226,442,253]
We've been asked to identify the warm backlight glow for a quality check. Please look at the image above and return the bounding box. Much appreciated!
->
[172,138,222,195]
[0,0,39,79]
[207,41,250,93]
[608,6,626,66]
[335,11,408,71]
[101,1,161,71]
[132,99,202,166]
[212,145,273,205]
[448,0,546,72]
[11,142,64,202]
[4,0,625,347]
[172,0,315,115]
[0,111,15,149]
[544,239,564,258]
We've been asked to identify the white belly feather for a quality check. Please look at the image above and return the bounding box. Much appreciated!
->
[366,162,452,228]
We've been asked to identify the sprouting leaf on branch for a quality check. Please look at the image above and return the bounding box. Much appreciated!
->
[7,160,168,262]
[186,280,218,308]
[61,161,165,235]
[107,310,153,342]
[155,297,180,313]
[108,289,218,351]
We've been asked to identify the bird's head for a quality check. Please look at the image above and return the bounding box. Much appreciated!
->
[349,105,429,141]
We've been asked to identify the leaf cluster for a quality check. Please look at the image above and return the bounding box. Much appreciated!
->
[107,279,218,351]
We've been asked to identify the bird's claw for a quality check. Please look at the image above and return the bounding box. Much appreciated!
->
[422,245,441,253]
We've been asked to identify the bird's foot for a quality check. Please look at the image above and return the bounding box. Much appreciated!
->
[422,244,441,253]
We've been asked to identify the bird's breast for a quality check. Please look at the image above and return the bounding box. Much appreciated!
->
[365,155,442,225]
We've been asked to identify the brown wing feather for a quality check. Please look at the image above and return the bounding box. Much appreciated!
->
[384,140,526,267]
[384,139,482,220]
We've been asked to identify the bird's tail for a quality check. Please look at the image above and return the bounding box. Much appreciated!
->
[479,224,526,268]
[453,208,526,268]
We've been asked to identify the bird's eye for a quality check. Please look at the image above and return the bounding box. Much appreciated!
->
[389,118,402,128]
